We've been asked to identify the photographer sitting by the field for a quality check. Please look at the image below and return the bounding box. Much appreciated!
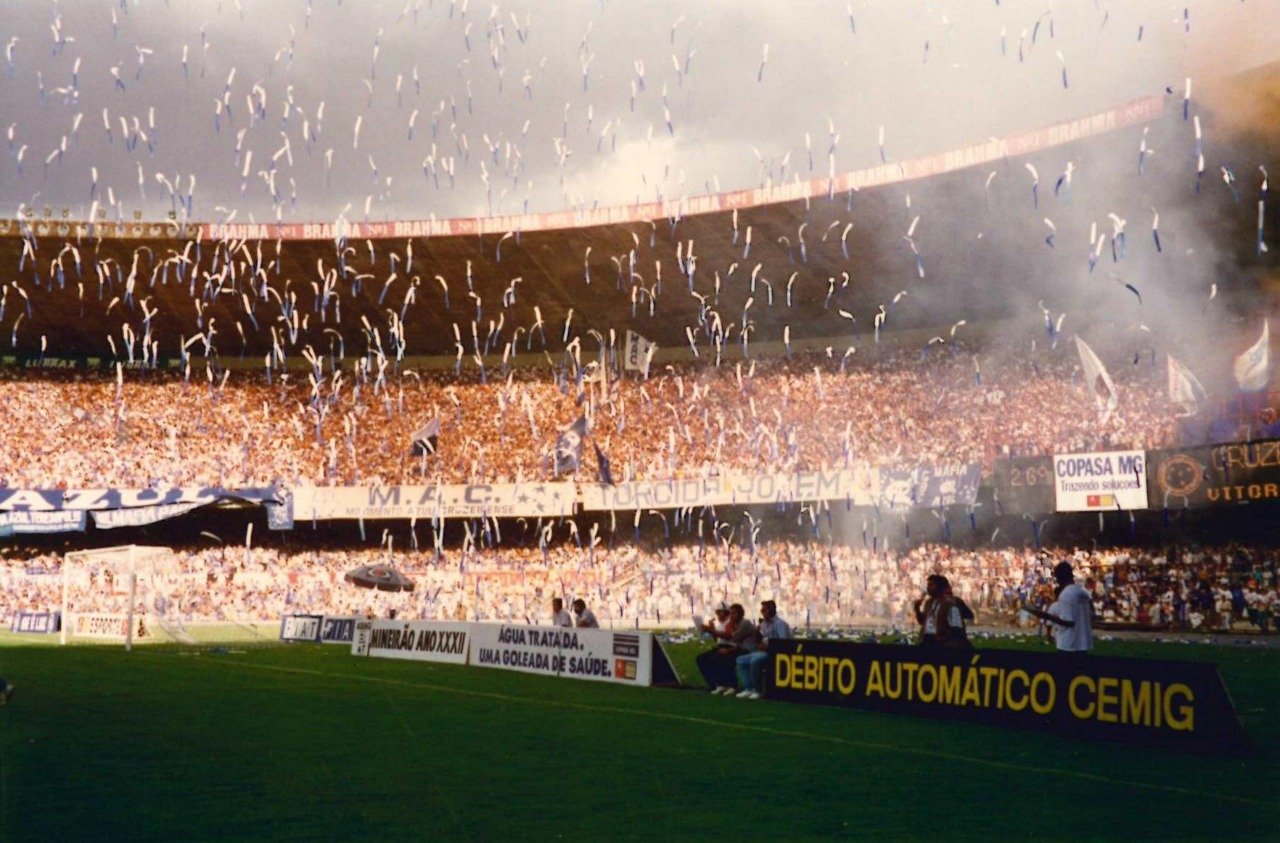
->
[696,603,755,694]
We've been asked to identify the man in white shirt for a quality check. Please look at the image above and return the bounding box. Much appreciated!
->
[572,598,600,628]
[1025,562,1094,652]
[550,597,572,628]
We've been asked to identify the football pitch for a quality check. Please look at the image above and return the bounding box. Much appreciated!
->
[2,632,1278,840]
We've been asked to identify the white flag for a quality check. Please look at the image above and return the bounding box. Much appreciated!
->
[1075,336,1118,422]
[1166,355,1207,416]
[624,330,656,374]
[1233,321,1269,392]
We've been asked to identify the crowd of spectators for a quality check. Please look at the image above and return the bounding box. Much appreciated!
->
[4,540,1275,635]
[0,341,1176,490]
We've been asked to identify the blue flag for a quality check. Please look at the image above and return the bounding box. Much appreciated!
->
[553,416,587,476]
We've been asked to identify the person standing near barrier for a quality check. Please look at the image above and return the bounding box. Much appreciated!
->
[697,603,755,694]
[550,597,572,628]
[1023,561,1094,652]
[915,575,971,650]
[572,598,599,628]
[735,600,791,699]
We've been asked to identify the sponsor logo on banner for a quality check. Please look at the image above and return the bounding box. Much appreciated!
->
[291,483,576,521]
[468,623,653,686]
[357,620,472,664]
[1147,438,1280,508]
[279,615,323,643]
[580,467,878,511]
[1052,449,1148,512]
[319,616,358,644]
[10,610,61,633]
[72,613,149,640]
[767,639,1243,751]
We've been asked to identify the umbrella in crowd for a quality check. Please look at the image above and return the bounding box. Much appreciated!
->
[344,564,415,592]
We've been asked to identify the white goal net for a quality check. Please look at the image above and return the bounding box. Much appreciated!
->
[61,545,179,648]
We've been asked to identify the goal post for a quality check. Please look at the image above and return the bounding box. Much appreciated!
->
[61,545,176,649]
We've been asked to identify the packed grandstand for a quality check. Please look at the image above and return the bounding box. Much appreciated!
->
[1,50,1277,645]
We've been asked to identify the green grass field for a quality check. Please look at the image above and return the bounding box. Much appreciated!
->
[1,632,1278,841]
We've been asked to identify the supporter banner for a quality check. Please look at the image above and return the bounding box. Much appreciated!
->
[290,483,576,521]
[879,463,983,511]
[767,640,1243,751]
[93,501,204,529]
[623,330,655,374]
[0,510,86,533]
[1147,438,1280,509]
[279,614,324,643]
[991,456,1055,516]
[9,610,61,634]
[1053,449,1148,512]
[469,623,653,685]
[354,619,471,664]
[0,485,279,511]
[319,615,359,644]
[71,613,149,640]
[580,466,879,511]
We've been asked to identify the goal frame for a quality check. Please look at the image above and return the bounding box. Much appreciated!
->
[61,545,175,650]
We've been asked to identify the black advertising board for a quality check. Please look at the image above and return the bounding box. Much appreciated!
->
[767,639,1243,752]
[991,456,1055,515]
[1147,438,1280,509]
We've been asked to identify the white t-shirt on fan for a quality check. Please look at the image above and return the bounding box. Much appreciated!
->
[1052,583,1094,652]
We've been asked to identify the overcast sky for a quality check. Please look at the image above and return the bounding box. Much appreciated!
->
[3,0,1279,225]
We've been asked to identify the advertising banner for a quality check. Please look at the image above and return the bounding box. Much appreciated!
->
[767,639,1243,751]
[879,463,983,511]
[9,610,61,633]
[71,613,149,640]
[1147,438,1280,509]
[354,619,471,664]
[1052,449,1148,512]
[319,616,359,644]
[279,614,324,643]
[580,466,879,511]
[469,624,652,686]
[290,482,576,521]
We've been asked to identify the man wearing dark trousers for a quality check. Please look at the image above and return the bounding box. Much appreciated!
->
[696,603,756,694]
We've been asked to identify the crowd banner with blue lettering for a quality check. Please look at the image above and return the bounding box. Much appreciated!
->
[580,466,879,512]
[0,510,86,533]
[767,639,1243,751]
[1146,438,1280,509]
[279,614,323,643]
[1053,449,1148,512]
[291,483,577,521]
[319,616,359,644]
[468,623,666,686]
[9,610,61,633]
[0,486,279,512]
[879,463,983,511]
[352,619,471,664]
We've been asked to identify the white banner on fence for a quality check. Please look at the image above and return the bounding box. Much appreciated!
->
[71,613,149,640]
[279,614,323,643]
[579,466,879,511]
[623,331,655,374]
[354,619,472,664]
[1052,449,1148,512]
[291,482,576,521]
[468,623,652,685]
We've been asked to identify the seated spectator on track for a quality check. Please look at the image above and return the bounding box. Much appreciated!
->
[550,597,572,628]
[696,603,755,694]
[734,600,791,700]
[572,598,599,628]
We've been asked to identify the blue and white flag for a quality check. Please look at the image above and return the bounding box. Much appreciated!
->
[1167,355,1207,416]
[553,416,588,476]
[1234,321,1269,393]
[410,417,440,455]
[1075,336,1118,423]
